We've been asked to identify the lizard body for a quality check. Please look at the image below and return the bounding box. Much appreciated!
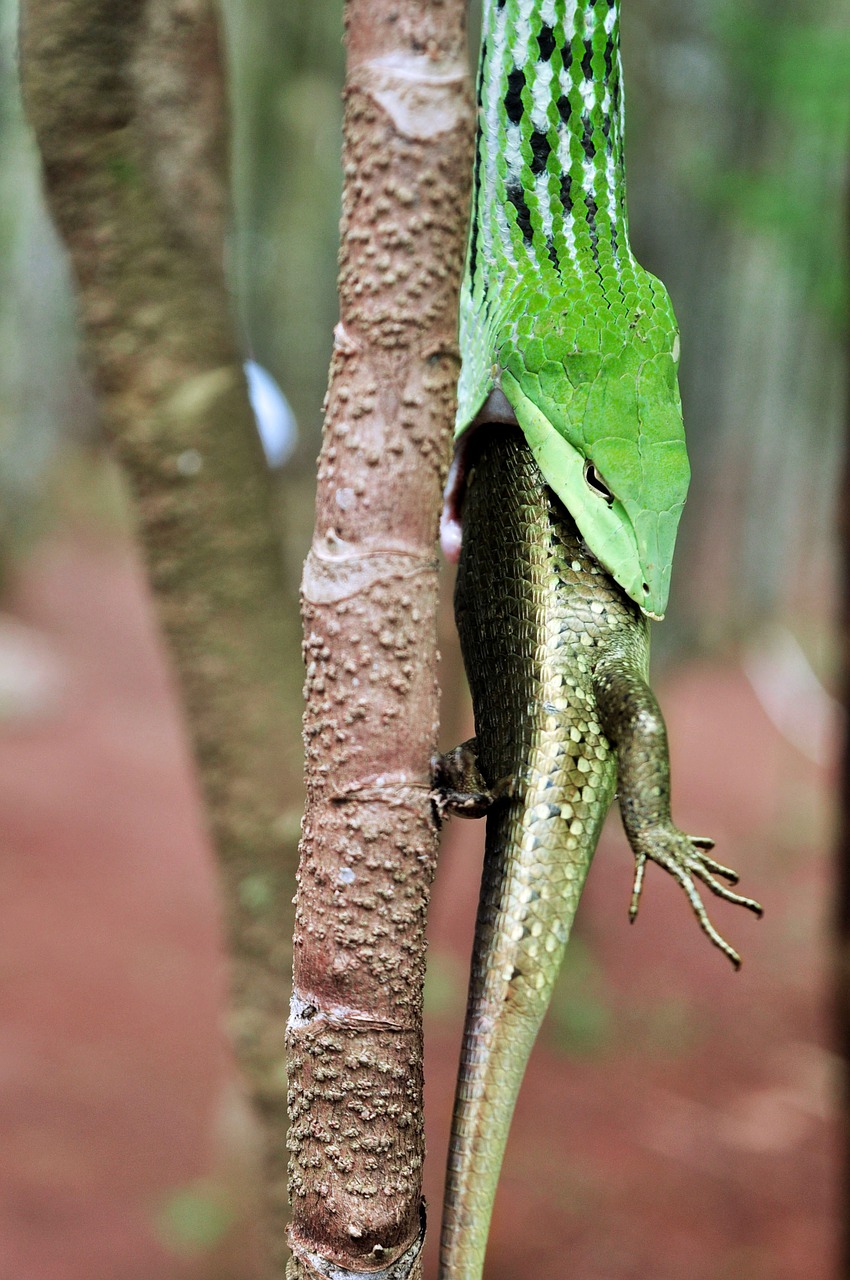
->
[439,427,759,1280]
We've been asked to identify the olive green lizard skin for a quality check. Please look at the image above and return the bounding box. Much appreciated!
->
[438,429,761,1280]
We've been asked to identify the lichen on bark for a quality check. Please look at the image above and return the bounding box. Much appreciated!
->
[288,1,473,1276]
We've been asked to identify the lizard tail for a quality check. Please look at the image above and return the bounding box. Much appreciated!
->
[439,808,542,1280]
[438,798,596,1280]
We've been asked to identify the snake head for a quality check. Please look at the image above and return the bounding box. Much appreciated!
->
[498,317,689,620]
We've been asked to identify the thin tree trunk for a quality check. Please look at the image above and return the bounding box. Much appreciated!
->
[20,0,305,1267]
[837,265,850,1280]
[839,675,850,1266]
[839,453,850,1280]
[836,126,850,1275]
[287,2,473,1276]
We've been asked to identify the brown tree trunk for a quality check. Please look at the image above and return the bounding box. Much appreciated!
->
[20,0,305,1267]
[836,146,850,1280]
[838,359,850,1278]
[287,2,473,1276]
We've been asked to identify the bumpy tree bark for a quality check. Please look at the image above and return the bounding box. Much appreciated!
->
[20,0,305,1266]
[287,2,472,1277]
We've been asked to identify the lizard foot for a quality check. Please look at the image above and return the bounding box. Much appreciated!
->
[430,739,515,821]
[431,739,494,820]
[629,828,763,969]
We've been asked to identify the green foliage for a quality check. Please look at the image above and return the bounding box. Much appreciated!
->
[706,8,850,328]
[547,937,613,1057]
[239,870,276,914]
[154,1181,236,1255]
[548,937,701,1060]
[424,948,467,1021]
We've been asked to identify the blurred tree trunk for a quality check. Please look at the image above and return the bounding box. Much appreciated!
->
[20,0,305,1269]
[838,485,850,1277]
[836,144,850,1280]
[286,0,472,1276]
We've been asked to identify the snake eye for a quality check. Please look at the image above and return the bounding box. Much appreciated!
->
[584,460,614,506]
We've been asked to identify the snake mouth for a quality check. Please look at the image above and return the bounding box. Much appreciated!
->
[640,579,664,622]
[470,388,518,429]
[515,379,675,617]
[441,393,522,562]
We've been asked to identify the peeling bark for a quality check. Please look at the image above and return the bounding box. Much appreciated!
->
[20,0,305,1267]
[287,2,473,1277]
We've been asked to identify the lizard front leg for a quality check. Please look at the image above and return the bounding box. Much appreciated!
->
[432,739,494,820]
[432,739,517,821]
[593,653,763,968]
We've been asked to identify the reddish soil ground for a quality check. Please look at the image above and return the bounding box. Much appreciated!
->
[0,534,263,1280]
[0,527,837,1279]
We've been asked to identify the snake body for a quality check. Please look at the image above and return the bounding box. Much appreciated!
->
[449,0,689,621]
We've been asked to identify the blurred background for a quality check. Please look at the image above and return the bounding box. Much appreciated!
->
[0,0,846,1275]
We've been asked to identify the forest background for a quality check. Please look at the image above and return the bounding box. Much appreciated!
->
[0,0,846,1276]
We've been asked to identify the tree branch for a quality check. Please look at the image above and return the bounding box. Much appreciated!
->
[287,1,472,1275]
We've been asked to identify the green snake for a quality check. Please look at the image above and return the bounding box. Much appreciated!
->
[436,3,762,1277]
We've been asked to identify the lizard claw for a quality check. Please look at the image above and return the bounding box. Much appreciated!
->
[629,827,762,969]
[685,838,740,885]
[629,853,646,921]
